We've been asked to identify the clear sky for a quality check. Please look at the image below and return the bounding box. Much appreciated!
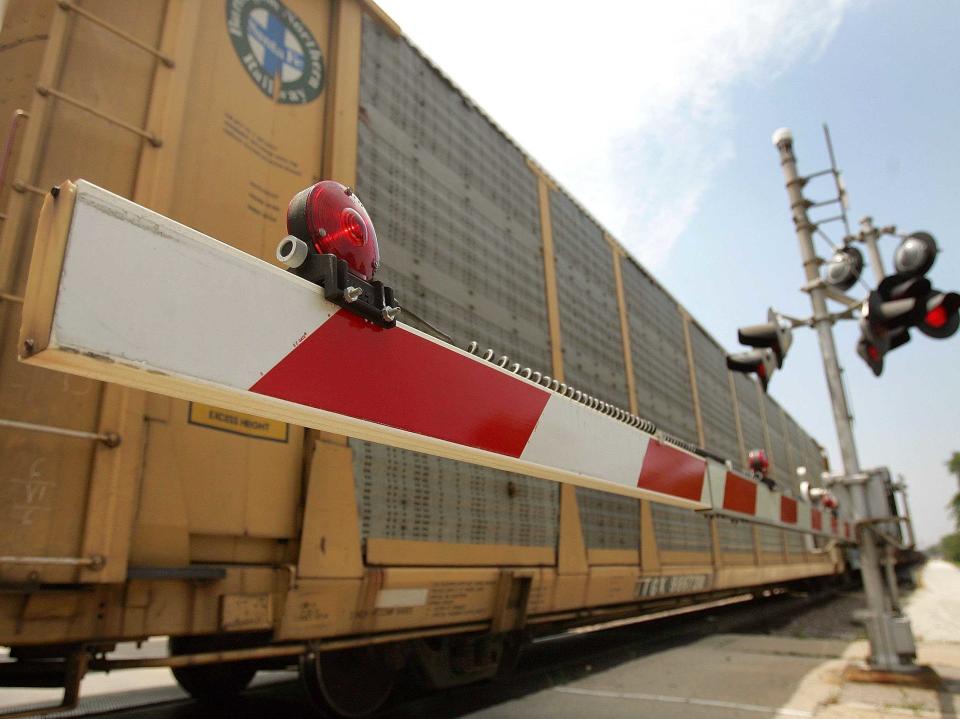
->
[376,0,960,547]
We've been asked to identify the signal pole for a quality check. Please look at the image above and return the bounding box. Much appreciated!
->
[859,216,887,283]
[772,128,915,672]
[857,215,911,611]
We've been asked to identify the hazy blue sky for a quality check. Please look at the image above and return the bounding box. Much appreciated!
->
[377,0,959,546]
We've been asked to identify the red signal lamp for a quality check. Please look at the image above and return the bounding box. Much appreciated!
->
[286,180,380,280]
[926,305,947,328]
[726,347,777,392]
[856,310,911,376]
[918,291,960,339]
[278,181,399,328]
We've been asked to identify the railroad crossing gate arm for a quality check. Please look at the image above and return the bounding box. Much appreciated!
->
[16,179,845,532]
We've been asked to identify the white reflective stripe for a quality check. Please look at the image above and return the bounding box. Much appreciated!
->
[53,182,335,389]
[756,487,781,523]
[705,462,725,508]
[796,500,811,531]
[554,687,814,717]
[520,394,649,491]
[375,588,428,608]
[699,465,714,506]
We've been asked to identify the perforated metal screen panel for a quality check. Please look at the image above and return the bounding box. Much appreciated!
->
[575,487,640,550]
[801,430,827,481]
[550,190,629,406]
[780,409,825,487]
[621,260,698,442]
[733,372,766,464]
[785,530,806,555]
[348,16,829,555]
[718,519,754,553]
[689,323,741,465]
[759,525,784,553]
[651,503,711,553]
[763,394,790,488]
[353,440,559,547]
[781,412,808,493]
[356,18,550,370]
[351,18,561,546]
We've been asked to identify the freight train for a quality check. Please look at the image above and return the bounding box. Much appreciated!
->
[0,1,850,716]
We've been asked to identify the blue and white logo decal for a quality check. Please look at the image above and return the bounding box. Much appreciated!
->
[226,0,324,104]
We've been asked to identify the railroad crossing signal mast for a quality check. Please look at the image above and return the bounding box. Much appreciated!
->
[761,126,937,673]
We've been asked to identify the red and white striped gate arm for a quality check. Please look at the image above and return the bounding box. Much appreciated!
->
[706,463,842,538]
[17,181,849,536]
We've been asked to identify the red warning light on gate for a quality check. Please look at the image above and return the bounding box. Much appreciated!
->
[286,180,380,280]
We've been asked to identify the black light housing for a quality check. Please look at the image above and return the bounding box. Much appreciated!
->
[893,231,937,278]
[736,308,793,368]
[824,246,864,292]
[726,348,777,392]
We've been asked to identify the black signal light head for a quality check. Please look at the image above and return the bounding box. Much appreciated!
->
[893,231,938,278]
[918,291,960,339]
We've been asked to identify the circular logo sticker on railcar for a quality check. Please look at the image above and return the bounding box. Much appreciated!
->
[226,0,324,104]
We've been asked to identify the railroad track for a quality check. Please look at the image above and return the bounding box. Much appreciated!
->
[6,584,839,719]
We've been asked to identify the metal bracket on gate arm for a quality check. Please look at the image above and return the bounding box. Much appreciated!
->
[278,180,400,329]
[279,246,399,329]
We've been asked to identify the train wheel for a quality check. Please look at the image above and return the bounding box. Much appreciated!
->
[169,636,257,702]
[299,646,397,718]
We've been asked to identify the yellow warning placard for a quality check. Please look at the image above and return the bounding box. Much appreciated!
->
[188,402,289,442]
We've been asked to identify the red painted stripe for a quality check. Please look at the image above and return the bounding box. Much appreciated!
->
[250,310,549,458]
[780,496,798,524]
[637,441,705,501]
[844,522,852,540]
[811,508,822,531]
[722,473,757,515]
[831,515,838,535]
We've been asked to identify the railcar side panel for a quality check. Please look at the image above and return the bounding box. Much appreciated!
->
[689,321,743,466]
[549,188,630,408]
[0,0,168,582]
[620,258,700,441]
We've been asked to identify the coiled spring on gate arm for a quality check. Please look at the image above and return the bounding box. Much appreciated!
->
[465,341,659,434]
